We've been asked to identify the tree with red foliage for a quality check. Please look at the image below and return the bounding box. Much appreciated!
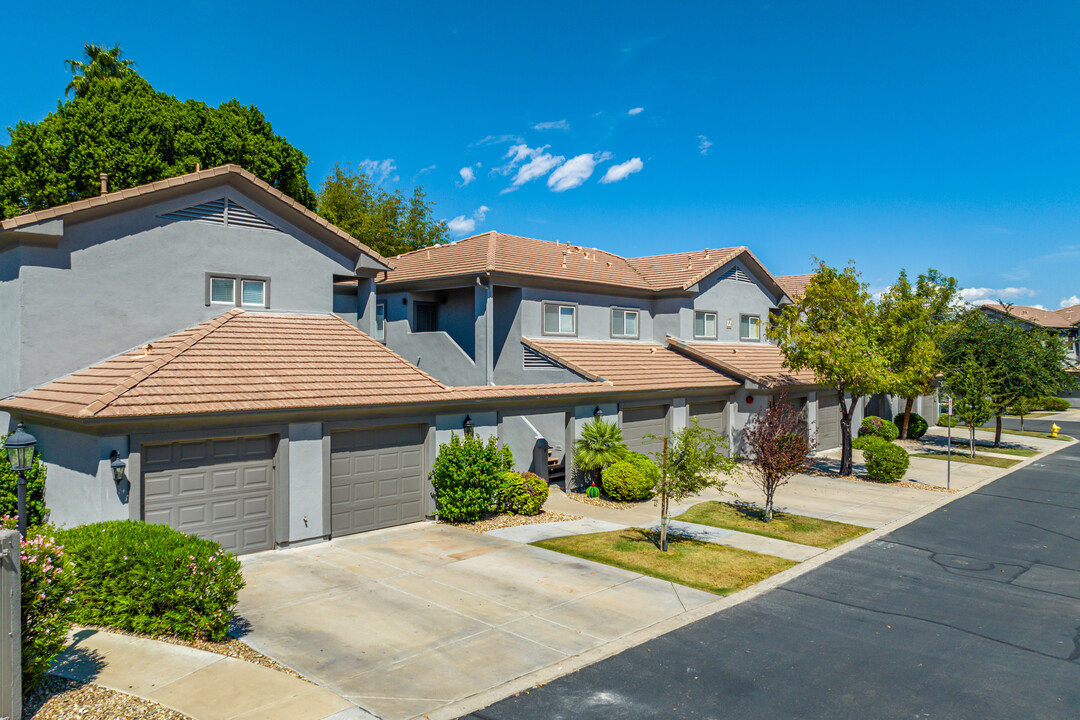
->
[743,393,816,521]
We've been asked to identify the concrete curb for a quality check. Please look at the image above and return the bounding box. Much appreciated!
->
[421,436,1074,720]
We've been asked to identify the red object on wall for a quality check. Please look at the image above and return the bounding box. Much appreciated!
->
[746,395,754,404]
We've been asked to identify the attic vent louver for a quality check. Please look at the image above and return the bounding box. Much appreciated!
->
[720,266,752,283]
[524,346,561,370]
[161,197,278,232]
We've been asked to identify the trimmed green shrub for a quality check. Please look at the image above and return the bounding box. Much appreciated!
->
[858,416,899,442]
[626,452,660,487]
[500,444,514,471]
[3,521,75,690]
[57,520,243,641]
[494,471,548,516]
[864,441,909,483]
[938,414,962,428]
[852,435,890,451]
[601,460,656,502]
[1037,396,1070,412]
[1,431,48,527]
[892,412,929,440]
[430,434,503,522]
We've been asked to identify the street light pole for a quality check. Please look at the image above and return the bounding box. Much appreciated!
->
[5,423,37,538]
[16,470,26,539]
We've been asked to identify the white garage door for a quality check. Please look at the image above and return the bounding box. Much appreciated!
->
[330,425,426,536]
[622,405,668,455]
[143,435,276,555]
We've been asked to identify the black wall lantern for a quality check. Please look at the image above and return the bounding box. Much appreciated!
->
[462,415,475,436]
[109,450,127,483]
[5,423,37,538]
[593,406,603,419]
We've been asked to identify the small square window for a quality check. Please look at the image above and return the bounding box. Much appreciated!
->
[740,315,761,341]
[543,303,577,335]
[611,308,639,338]
[241,279,266,306]
[210,277,235,304]
[375,302,386,342]
[694,311,717,339]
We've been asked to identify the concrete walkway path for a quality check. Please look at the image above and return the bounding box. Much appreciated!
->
[50,628,368,720]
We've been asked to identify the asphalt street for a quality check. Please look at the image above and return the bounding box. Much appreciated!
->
[464,432,1080,720]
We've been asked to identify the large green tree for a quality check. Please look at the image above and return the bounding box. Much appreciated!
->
[939,307,1073,446]
[1,74,316,218]
[65,43,138,98]
[770,260,894,476]
[317,164,449,257]
[878,268,959,439]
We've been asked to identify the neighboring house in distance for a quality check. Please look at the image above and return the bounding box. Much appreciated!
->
[979,302,1080,406]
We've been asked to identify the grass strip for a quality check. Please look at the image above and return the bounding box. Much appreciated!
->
[914,452,1020,468]
[674,501,871,549]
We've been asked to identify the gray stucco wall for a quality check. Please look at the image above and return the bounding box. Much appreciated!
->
[8,184,362,397]
[685,258,784,343]
[288,422,324,544]
[498,410,570,473]
[34,425,130,528]
[0,249,22,403]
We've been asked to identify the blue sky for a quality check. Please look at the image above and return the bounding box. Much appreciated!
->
[5,2,1080,308]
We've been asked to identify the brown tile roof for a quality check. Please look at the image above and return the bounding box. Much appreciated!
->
[0,164,390,266]
[523,338,740,392]
[775,274,815,300]
[666,338,820,388]
[980,303,1076,330]
[1055,304,1080,325]
[382,232,653,291]
[625,247,747,290]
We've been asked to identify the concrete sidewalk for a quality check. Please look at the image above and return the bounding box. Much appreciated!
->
[50,628,367,720]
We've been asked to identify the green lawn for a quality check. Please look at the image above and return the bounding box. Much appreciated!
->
[533,529,795,596]
[674,501,871,549]
[915,452,1020,468]
[945,442,1037,457]
[999,428,1074,441]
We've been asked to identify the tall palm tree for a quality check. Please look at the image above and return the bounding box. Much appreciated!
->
[65,43,137,98]
[572,418,629,486]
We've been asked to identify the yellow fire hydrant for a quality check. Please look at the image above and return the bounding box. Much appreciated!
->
[1051,423,1060,438]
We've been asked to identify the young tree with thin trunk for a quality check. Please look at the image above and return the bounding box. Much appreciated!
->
[941,358,995,458]
[743,394,817,521]
[879,269,959,439]
[770,260,893,476]
[648,420,735,552]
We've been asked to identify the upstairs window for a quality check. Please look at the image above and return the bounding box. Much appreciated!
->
[241,279,266,306]
[740,314,761,341]
[206,274,269,308]
[543,302,577,336]
[210,277,236,304]
[611,308,639,338]
[694,310,717,339]
[375,302,386,342]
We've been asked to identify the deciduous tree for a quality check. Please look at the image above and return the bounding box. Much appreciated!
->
[941,358,995,457]
[770,260,893,476]
[743,394,816,520]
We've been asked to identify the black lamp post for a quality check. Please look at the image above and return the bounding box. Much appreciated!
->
[593,406,603,419]
[5,423,37,538]
[109,450,127,483]
[462,415,475,436]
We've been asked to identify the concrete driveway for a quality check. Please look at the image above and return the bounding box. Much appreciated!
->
[236,523,715,720]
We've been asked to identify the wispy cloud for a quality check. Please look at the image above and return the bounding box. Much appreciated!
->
[959,287,1038,306]
[534,119,570,131]
[496,145,564,192]
[446,205,492,236]
[697,135,712,156]
[470,134,523,147]
[458,164,480,187]
[360,159,398,184]
[548,152,612,192]
[628,107,644,116]
[412,165,437,182]
[600,157,643,184]
[1061,295,1080,308]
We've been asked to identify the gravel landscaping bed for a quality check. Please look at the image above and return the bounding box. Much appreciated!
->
[446,510,582,533]
[562,492,653,511]
[80,625,304,679]
[25,676,190,720]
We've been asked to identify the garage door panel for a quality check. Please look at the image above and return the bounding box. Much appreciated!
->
[331,425,426,537]
[623,405,667,454]
[690,401,728,436]
[142,435,276,555]
[817,392,839,450]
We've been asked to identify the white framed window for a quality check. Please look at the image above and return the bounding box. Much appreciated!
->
[694,310,717,339]
[543,302,577,336]
[611,308,639,338]
[241,279,266,307]
[740,314,761,341]
[210,277,236,304]
[375,302,386,342]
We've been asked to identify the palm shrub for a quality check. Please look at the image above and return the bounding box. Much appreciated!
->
[858,416,899,442]
[494,471,548,516]
[430,434,503,522]
[864,441,910,483]
[1,431,48,527]
[57,520,243,641]
[572,418,628,487]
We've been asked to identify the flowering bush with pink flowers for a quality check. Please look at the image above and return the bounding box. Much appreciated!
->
[0,519,75,690]
[57,520,244,641]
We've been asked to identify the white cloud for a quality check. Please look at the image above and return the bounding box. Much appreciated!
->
[534,119,570,131]
[494,144,548,176]
[446,205,492,237]
[417,164,437,175]
[697,135,712,156]
[600,157,644,184]
[458,164,479,187]
[360,158,398,184]
[501,147,564,192]
[471,134,522,147]
[628,107,644,116]
[959,287,1038,306]
[1061,295,1080,308]
[547,152,612,192]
